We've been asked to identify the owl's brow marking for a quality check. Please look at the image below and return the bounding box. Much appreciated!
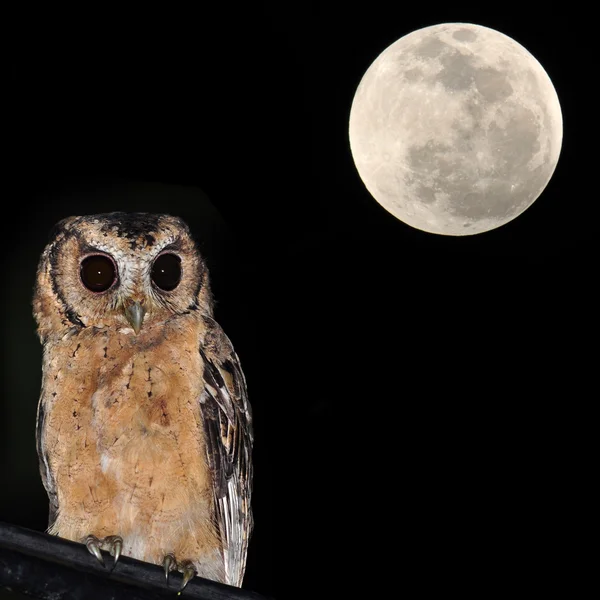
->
[79,243,113,256]
[156,238,184,253]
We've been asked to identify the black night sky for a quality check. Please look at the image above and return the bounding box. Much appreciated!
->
[2,3,592,599]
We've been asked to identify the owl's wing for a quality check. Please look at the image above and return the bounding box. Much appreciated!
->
[36,397,59,529]
[199,315,253,588]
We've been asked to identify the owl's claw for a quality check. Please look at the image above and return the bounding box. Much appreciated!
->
[105,535,123,566]
[163,553,176,583]
[85,535,105,566]
[179,561,197,593]
[83,534,124,568]
[162,554,197,593]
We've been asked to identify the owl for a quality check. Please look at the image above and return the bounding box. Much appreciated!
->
[33,212,253,591]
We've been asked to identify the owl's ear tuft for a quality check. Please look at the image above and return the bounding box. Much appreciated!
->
[47,216,80,243]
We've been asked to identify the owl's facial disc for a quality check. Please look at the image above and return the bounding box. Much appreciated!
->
[35,213,212,338]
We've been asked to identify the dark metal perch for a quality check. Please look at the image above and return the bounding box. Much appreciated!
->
[0,521,271,600]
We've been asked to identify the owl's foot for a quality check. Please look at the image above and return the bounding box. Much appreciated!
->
[163,553,197,593]
[84,534,123,568]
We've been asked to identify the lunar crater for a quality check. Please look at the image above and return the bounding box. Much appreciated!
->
[452,28,478,43]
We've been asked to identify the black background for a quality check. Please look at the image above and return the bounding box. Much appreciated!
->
[2,3,593,598]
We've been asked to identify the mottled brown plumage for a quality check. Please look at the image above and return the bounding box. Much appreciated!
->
[33,213,253,587]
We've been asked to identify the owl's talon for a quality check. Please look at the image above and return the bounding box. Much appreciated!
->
[179,561,197,593]
[163,553,176,583]
[105,535,123,566]
[84,535,105,567]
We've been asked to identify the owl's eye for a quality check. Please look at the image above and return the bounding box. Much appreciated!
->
[151,253,182,291]
[80,255,117,292]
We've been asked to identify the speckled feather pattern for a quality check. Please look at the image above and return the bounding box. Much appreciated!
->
[33,213,253,587]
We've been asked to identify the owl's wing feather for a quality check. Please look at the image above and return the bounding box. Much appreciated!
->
[36,395,59,530]
[199,316,253,588]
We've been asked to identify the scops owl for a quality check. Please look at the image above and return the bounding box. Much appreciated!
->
[33,212,253,590]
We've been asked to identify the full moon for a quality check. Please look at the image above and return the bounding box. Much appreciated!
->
[349,23,562,235]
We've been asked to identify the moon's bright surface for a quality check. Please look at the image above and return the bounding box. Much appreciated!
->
[349,23,563,235]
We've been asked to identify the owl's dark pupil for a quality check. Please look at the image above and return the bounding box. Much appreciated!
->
[80,255,116,292]
[151,253,181,291]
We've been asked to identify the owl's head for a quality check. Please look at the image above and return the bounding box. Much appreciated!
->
[33,212,213,342]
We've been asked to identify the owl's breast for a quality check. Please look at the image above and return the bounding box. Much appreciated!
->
[42,319,213,531]
[94,324,210,492]
[95,325,201,438]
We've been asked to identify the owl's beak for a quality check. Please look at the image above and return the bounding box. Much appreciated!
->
[124,301,146,334]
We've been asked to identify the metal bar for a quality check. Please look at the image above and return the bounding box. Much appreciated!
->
[0,521,270,600]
